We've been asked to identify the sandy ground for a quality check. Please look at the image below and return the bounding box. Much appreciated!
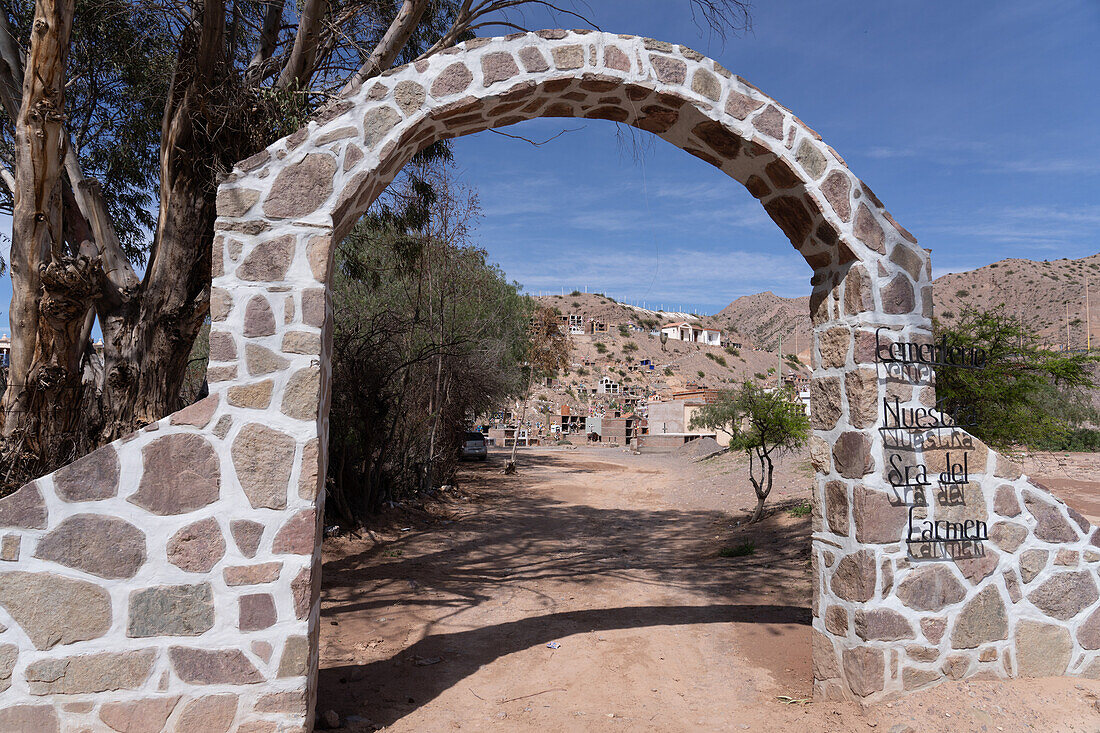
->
[1025,451,1100,523]
[318,446,1100,732]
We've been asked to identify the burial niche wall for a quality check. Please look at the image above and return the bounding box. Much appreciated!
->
[0,28,1094,732]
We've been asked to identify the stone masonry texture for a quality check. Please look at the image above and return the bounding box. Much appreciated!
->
[0,29,1095,731]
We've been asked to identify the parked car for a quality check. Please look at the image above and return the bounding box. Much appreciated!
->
[460,431,488,461]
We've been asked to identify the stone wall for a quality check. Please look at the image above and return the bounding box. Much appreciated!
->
[0,387,323,731]
[812,374,1100,699]
[0,29,1096,731]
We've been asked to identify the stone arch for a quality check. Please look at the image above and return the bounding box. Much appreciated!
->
[0,29,1097,731]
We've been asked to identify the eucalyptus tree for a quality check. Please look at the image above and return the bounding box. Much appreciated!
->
[0,0,749,486]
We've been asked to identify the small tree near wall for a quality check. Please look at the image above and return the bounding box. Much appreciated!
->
[506,305,571,473]
[690,381,810,522]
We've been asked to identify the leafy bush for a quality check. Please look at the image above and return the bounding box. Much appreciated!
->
[935,307,1098,451]
[697,370,706,378]
[622,341,639,352]
[664,367,674,376]
[328,220,529,520]
[595,342,608,354]
[788,502,812,518]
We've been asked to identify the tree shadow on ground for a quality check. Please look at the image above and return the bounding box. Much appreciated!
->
[319,603,809,727]
[319,449,813,726]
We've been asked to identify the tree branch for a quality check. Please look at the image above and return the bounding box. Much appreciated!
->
[487,126,583,146]
[419,0,599,60]
[78,177,139,296]
[0,8,24,119]
[246,0,286,84]
[276,0,329,90]
[340,0,430,96]
[0,159,12,196]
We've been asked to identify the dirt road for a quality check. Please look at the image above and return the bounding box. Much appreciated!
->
[318,447,1100,732]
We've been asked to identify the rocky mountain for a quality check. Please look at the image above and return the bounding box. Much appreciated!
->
[527,253,1100,414]
[935,253,1100,349]
[530,292,808,409]
[712,291,812,355]
[710,253,1100,352]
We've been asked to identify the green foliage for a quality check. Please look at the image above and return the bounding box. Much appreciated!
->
[595,342,608,354]
[787,501,812,518]
[570,290,582,296]
[725,346,740,356]
[664,367,674,376]
[622,340,638,352]
[956,289,970,297]
[328,212,529,519]
[934,307,1098,452]
[697,370,706,378]
[618,324,631,337]
[690,382,810,522]
[1034,428,1100,452]
[0,0,173,259]
[719,542,755,557]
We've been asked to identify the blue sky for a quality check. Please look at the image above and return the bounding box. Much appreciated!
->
[0,1,1097,325]
[452,0,1100,313]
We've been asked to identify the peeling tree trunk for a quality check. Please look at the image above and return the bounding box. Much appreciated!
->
[0,0,83,459]
[96,0,223,440]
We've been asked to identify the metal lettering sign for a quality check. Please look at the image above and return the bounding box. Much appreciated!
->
[877,330,987,560]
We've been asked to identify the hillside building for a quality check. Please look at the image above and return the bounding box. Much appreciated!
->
[661,322,722,346]
[597,376,620,394]
[599,411,646,445]
[556,405,587,434]
[645,396,732,448]
[559,313,585,334]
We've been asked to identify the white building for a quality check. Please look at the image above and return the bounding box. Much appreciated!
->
[597,376,620,394]
[660,322,722,346]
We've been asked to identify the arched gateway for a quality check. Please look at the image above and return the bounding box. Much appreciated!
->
[0,30,1097,731]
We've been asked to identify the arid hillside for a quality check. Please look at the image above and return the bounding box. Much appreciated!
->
[530,293,808,410]
[935,253,1100,348]
[712,291,812,354]
[709,253,1100,351]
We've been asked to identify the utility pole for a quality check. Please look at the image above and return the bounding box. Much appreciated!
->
[1087,279,1092,352]
[1066,300,1071,351]
[778,333,783,387]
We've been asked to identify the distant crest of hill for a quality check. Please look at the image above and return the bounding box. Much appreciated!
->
[709,253,1100,351]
